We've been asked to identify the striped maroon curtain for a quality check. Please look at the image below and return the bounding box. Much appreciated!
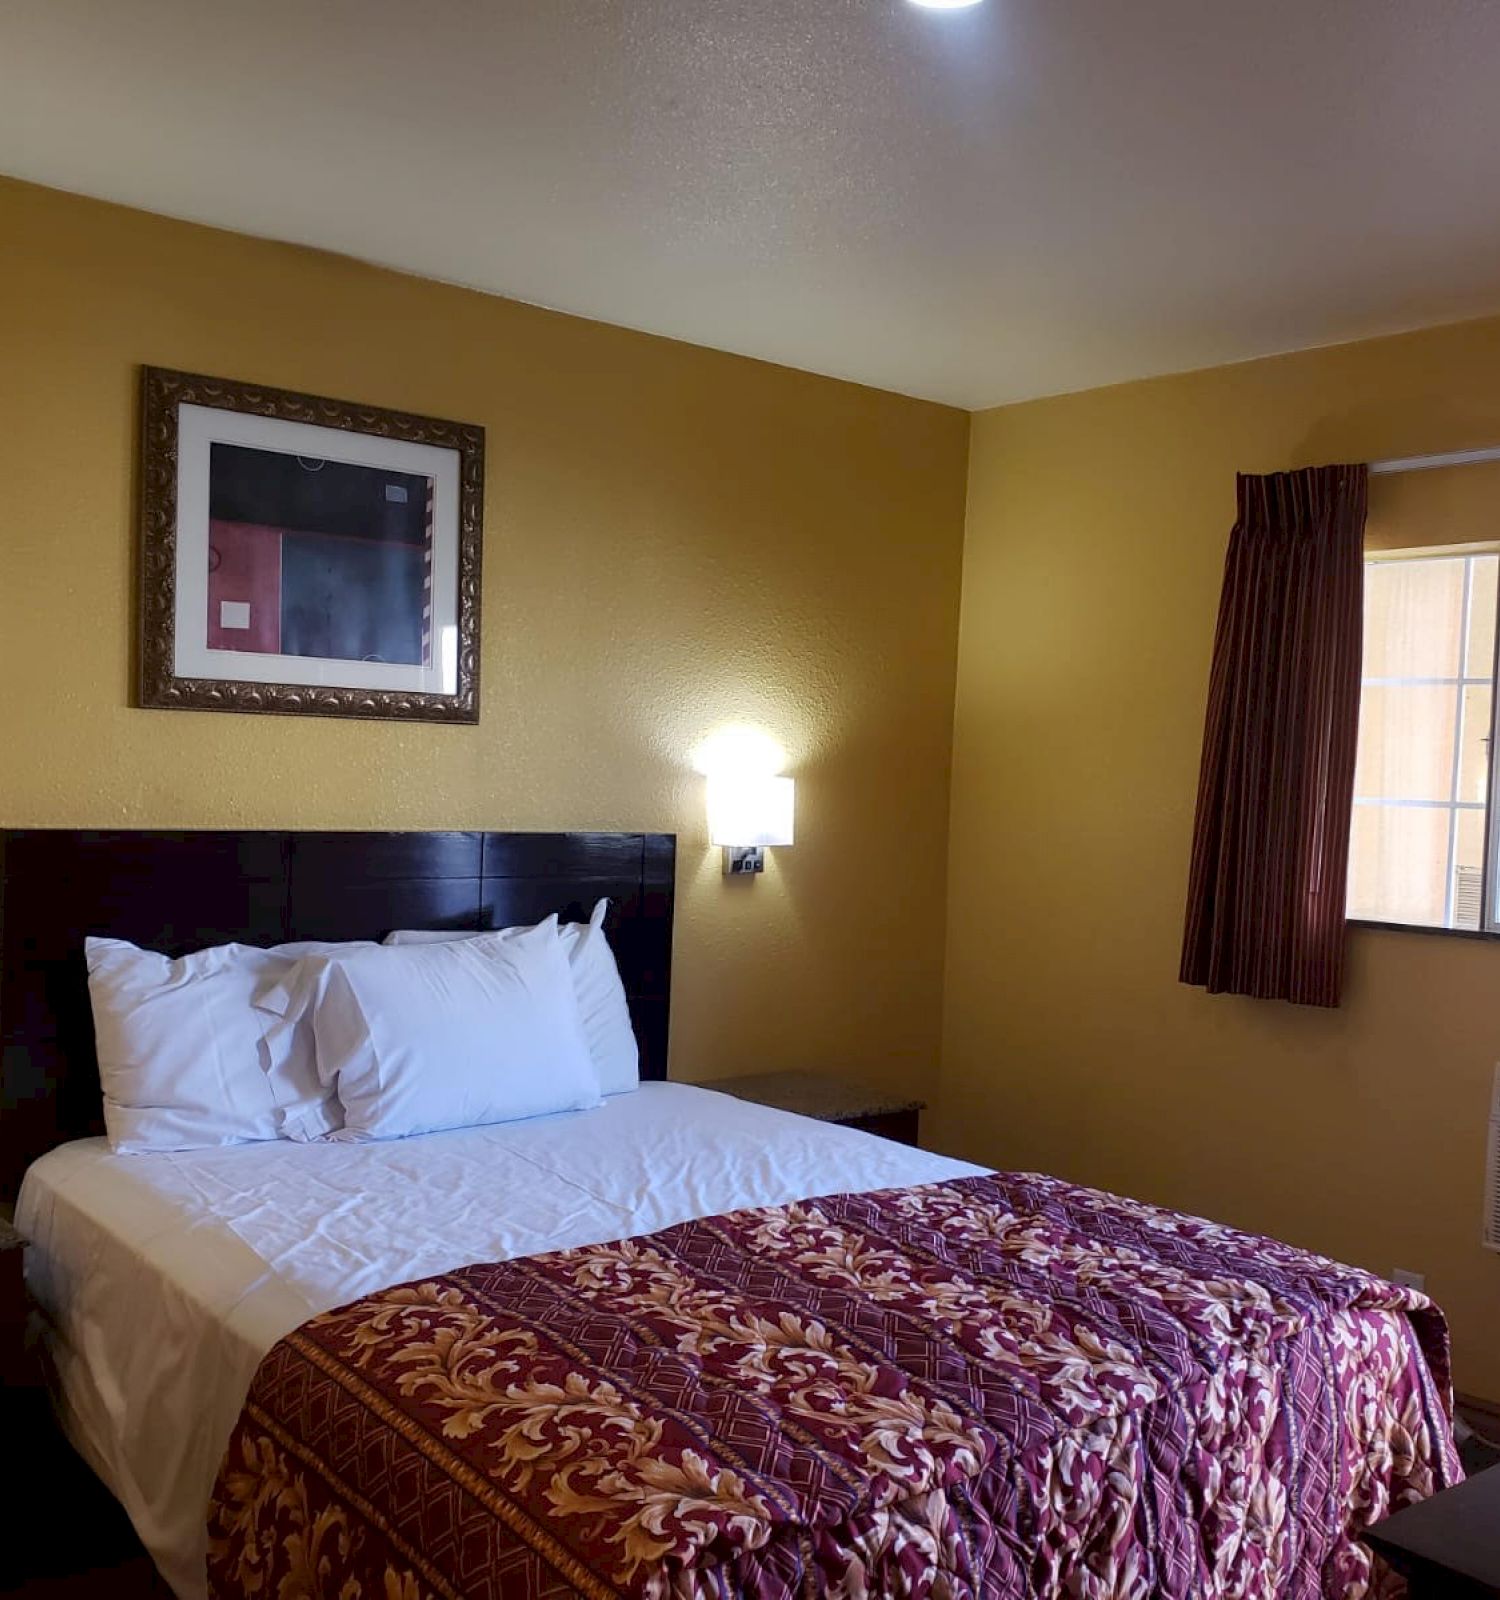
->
[1180,464,1367,1006]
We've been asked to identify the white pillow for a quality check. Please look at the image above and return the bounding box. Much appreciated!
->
[85,936,366,1154]
[270,917,602,1142]
[253,961,348,1142]
[383,899,639,1094]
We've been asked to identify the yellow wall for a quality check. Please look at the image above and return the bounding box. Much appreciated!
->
[0,176,969,1097]
[946,316,1500,1400]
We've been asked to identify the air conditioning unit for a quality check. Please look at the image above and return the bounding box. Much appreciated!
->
[1486,1063,1500,1253]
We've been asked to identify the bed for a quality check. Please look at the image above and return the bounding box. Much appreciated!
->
[2,829,1463,1600]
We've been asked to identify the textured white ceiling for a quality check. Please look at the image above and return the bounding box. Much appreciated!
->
[5,0,1500,408]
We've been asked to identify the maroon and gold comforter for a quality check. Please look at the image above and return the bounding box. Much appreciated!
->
[207,1174,1459,1599]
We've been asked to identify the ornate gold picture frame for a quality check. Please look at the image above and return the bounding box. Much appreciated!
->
[139,367,483,723]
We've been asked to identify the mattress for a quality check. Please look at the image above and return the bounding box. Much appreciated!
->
[16,1082,982,1599]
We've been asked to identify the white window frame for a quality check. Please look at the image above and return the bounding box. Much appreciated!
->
[1353,544,1500,935]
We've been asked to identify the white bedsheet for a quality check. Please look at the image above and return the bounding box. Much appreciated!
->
[16,1082,984,1599]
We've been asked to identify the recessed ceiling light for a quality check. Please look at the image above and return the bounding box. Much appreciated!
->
[906,0,983,9]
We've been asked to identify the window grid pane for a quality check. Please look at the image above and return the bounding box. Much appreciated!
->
[1348,551,1497,930]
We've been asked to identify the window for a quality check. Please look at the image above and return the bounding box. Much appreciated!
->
[1348,549,1500,930]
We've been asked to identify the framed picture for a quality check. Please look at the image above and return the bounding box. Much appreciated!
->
[139,368,483,722]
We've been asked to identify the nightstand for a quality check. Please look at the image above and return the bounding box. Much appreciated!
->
[1,1208,41,1590]
[711,1070,925,1146]
[0,1209,26,1388]
[1362,1465,1500,1597]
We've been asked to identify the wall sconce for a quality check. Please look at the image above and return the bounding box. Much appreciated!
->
[707,772,795,876]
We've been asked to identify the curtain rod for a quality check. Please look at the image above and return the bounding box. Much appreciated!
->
[1369,445,1500,476]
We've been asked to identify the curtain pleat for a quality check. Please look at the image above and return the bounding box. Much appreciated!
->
[1180,464,1367,1006]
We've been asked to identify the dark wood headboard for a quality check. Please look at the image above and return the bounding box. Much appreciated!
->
[0,830,675,1196]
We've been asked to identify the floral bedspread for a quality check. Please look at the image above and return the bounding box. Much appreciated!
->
[206,1173,1460,1600]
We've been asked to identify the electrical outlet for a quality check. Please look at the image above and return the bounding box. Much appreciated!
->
[1391,1267,1426,1293]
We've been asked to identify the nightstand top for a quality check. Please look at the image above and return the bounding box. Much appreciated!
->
[1363,1463,1500,1590]
[708,1070,925,1125]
